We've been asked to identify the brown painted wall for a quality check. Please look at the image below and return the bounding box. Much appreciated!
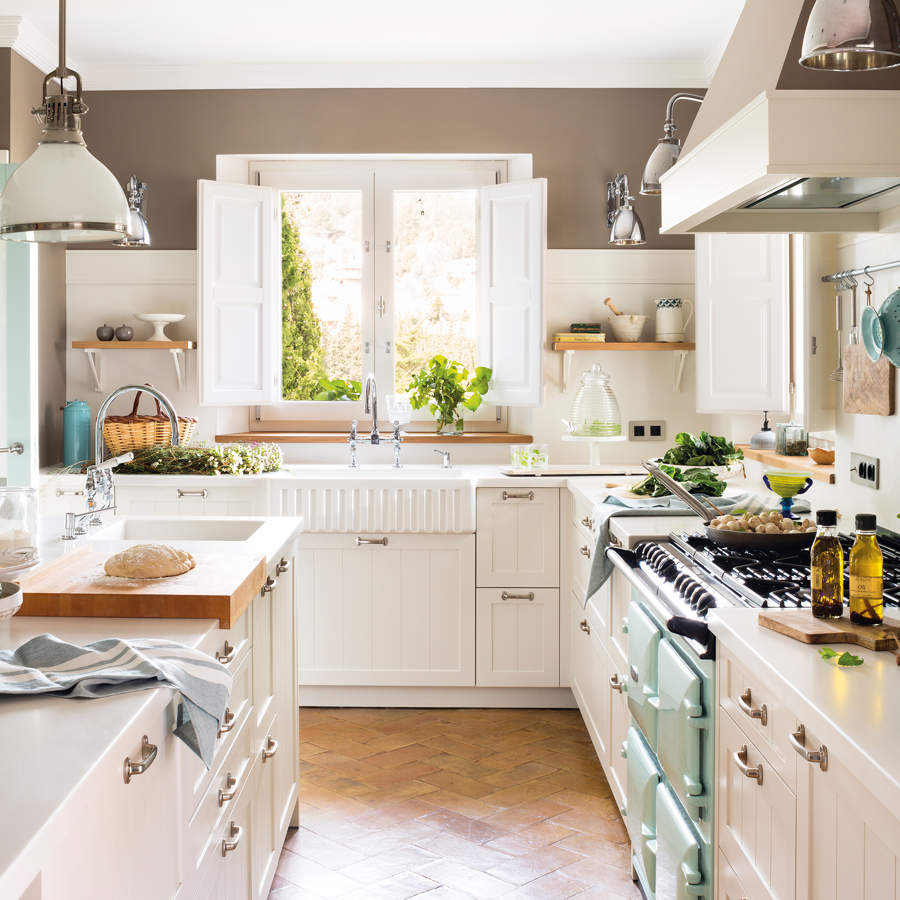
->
[9,51,44,163]
[75,87,699,250]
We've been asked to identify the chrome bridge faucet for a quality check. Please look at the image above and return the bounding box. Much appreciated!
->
[349,373,403,468]
[63,384,180,540]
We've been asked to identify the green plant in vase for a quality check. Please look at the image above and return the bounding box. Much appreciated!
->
[407,356,492,434]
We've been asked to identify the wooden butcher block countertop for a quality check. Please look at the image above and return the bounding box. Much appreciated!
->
[16,547,267,628]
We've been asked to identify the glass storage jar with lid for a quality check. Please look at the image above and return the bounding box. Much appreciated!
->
[0,486,39,574]
[566,364,622,437]
[775,422,808,456]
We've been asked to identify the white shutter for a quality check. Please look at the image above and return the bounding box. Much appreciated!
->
[198,179,280,406]
[695,232,790,414]
[478,179,546,406]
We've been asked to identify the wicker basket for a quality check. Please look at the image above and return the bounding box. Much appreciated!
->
[102,390,197,456]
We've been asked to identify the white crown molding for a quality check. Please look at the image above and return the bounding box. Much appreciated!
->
[78,58,714,92]
[0,15,71,76]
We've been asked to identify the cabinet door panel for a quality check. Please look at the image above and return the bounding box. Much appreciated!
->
[570,590,610,764]
[476,588,559,687]
[608,653,630,814]
[300,534,475,686]
[476,487,559,587]
[695,232,790,414]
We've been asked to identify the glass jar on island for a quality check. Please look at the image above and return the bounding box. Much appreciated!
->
[810,510,843,619]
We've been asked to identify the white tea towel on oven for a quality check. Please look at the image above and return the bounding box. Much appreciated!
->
[0,633,232,767]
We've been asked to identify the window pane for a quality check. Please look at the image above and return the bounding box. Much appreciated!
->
[281,191,362,401]
[392,190,478,392]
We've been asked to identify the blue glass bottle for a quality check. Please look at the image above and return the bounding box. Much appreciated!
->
[63,400,91,467]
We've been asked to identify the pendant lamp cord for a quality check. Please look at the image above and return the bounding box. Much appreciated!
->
[57,0,70,84]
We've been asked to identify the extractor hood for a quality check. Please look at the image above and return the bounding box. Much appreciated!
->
[660,0,900,234]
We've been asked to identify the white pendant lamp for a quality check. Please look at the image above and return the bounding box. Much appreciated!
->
[0,0,129,243]
[640,93,704,196]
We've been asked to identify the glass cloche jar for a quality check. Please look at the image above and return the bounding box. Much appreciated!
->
[565,364,623,438]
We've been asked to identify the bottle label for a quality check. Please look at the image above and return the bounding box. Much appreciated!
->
[850,575,883,600]
[811,568,823,590]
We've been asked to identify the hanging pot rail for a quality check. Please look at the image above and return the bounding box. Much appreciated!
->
[822,259,900,284]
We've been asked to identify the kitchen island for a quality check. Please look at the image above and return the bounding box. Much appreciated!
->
[709,608,900,899]
[0,516,302,900]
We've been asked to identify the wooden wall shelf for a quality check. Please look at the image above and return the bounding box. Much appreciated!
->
[737,444,836,485]
[551,341,695,351]
[72,341,196,391]
[217,432,535,445]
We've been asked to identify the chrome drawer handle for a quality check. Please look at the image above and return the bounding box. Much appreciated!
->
[262,735,279,762]
[0,442,24,455]
[222,821,243,856]
[217,707,236,738]
[218,771,237,806]
[580,515,594,529]
[580,545,591,559]
[790,724,828,772]
[276,557,290,574]
[738,688,768,726]
[123,735,158,784]
[579,619,591,634]
[502,490,534,501]
[261,575,277,594]
[734,745,763,785]
[55,488,85,497]
[215,640,235,664]
[177,489,208,498]
[609,673,625,693]
[501,591,535,601]
[356,536,388,546]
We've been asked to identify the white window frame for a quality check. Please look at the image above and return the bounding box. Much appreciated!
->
[250,156,510,429]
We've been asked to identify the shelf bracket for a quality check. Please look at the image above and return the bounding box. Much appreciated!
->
[170,348,186,391]
[561,350,575,392]
[83,349,103,393]
[674,351,688,392]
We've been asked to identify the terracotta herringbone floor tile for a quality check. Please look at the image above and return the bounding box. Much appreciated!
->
[270,708,640,899]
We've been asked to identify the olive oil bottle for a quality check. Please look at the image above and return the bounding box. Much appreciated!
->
[849,514,883,626]
[810,510,843,619]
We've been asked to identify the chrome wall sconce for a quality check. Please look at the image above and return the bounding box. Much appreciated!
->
[800,0,900,71]
[640,92,704,196]
[607,174,646,246]
[115,176,151,247]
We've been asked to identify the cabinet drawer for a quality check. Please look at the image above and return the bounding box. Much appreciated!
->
[571,490,597,533]
[115,482,262,516]
[476,487,559,587]
[608,658,630,815]
[569,525,594,599]
[476,588,559,687]
[717,848,752,900]
[570,589,610,764]
[718,709,796,900]
[719,646,796,791]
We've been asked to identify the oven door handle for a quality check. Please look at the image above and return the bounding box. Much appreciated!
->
[605,547,639,569]
[666,615,716,660]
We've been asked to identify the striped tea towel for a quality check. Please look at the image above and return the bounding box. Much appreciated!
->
[0,634,232,767]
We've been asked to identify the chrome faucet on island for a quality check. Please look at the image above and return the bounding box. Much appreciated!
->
[63,384,181,540]
[348,373,403,468]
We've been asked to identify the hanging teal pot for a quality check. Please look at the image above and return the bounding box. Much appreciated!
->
[861,287,900,368]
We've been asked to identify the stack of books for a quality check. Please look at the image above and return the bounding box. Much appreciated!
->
[552,323,606,343]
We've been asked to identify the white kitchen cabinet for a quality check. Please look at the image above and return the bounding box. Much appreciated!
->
[476,487,559,588]
[608,654,630,814]
[116,482,265,516]
[695,232,791,414]
[570,589,610,765]
[299,533,475,686]
[476,587,559,687]
[717,848,751,900]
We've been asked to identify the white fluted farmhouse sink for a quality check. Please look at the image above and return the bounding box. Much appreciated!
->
[93,517,264,542]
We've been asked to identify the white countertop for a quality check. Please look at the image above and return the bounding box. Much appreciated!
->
[0,514,303,895]
[709,608,900,812]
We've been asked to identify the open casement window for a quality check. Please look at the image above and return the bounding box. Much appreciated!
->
[198,180,281,406]
[199,163,546,422]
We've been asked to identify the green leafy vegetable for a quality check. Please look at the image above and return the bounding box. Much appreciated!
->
[631,463,727,498]
[818,647,864,667]
[407,356,492,433]
[117,443,283,476]
[661,431,744,468]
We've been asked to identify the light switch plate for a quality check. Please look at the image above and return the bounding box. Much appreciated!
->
[850,452,880,489]
[629,420,666,441]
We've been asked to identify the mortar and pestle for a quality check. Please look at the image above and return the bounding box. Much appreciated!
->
[604,297,647,342]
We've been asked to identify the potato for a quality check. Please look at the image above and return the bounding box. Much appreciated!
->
[755,525,767,534]
[764,523,780,534]
[748,516,762,529]
[769,511,783,522]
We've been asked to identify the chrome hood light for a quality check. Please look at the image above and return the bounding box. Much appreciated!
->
[0,0,129,243]
[115,176,151,247]
[641,93,703,197]
[800,0,900,71]
[607,174,646,246]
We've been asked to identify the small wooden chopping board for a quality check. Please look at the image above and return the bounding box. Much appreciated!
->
[758,610,900,662]
[842,343,895,416]
[15,548,267,628]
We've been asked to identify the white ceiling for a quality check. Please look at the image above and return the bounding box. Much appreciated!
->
[0,1,745,89]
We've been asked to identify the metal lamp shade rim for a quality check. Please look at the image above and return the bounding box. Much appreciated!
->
[800,0,900,71]
[641,138,682,196]
[609,206,647,246]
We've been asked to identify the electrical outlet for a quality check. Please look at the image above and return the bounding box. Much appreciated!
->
[850,452,880,489]
[629,420,666,441]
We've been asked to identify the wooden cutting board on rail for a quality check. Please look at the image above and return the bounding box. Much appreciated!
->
[15,547,267,627]
[758,610,900,663]
[843,344,895,416]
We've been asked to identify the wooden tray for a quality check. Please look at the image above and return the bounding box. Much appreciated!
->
[758,610,900,663]
[15,548,267,628]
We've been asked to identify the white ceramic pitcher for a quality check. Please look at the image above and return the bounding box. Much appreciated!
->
[654,297,693,342]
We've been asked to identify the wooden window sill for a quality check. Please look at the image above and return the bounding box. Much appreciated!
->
[737,444,835,485]
[216,432,534,444]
